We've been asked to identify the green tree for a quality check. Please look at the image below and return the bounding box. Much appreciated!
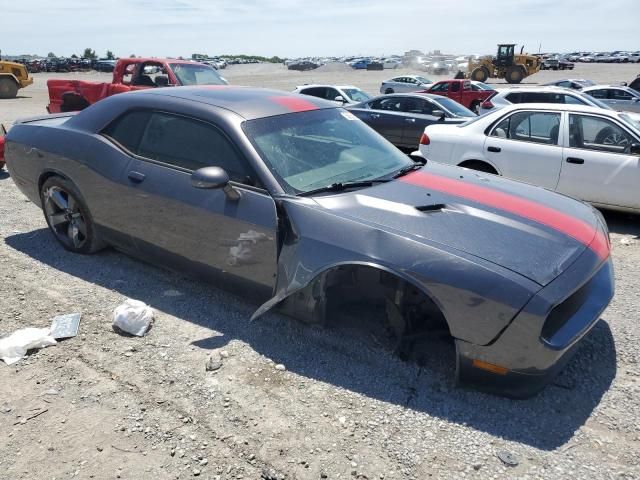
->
[47,52,56,58]
[106,50,115,60]
[71,54,78,59]
[82,48,97,60]
[129,54,136,58]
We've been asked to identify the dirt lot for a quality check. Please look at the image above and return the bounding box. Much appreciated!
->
[1,63,639,480]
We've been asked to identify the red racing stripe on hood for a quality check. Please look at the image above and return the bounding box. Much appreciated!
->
[270,96,319,112]
[401,171,610,260]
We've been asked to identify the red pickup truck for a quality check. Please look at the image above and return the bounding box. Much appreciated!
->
[47,58,227,113]
[419,79,495,114]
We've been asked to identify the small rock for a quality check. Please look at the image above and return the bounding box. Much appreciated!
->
[220,350,230,358]
[206,354,223,372]
[192,469,201,476]
[497,450,518,467]
[97,446,104,452]
[472,463,482,471]
[44,388,59,396]
[275,364,286,371]
[199,459,208,466]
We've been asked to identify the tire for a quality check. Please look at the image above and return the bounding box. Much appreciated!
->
[594,127,630,149]
[40,176,106,254]
[0,78,19,99]
[470,101,481,114]
[0,161,5,170]
[505,66,524,84]
[459,160,498,175]
[385,88,394,94]
[471,67,489,83]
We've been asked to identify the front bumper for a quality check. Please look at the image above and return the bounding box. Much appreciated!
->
[20,77,34,88]
[456,251,614,398]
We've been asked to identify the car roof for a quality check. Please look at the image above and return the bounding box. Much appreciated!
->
[133,86,337,120]
[499,103,619,115]
[583,85,637,92]
[295,84,359,90]
[496,86,579,94]
[365,92,445,101]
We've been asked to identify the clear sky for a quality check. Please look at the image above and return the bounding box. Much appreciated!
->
[3,0,638,58]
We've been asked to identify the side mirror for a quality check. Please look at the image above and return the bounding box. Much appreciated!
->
[334,95,347,103]
[191,166,240,201]
[630,143,640,155]
[432,109,446,121]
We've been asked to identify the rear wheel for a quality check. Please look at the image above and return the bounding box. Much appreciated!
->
[471,67,489,83]
[40,177,106,254]
[0,78,19,99]
[505,66,524,84]
[459,160,498,175]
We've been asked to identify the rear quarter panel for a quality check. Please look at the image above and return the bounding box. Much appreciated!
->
[6,122,134,245]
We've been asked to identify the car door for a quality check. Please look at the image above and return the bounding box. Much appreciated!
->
[483,110,564,189]
[353,97,405,145]
[556,113,640,209]
[103,110,278,291]
[398,97,442,148]
[607,88,640,113]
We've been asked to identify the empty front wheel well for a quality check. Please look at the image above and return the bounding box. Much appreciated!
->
[277,264,454,365]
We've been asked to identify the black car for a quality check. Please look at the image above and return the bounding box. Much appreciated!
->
[348,93,476,150]
[287,61,319,71]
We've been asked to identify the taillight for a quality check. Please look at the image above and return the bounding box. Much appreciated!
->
[420,133,430,145]
[481,99,494,110]
[0,136,5,163]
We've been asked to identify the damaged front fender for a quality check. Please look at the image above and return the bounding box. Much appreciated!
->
[252,197,537,347]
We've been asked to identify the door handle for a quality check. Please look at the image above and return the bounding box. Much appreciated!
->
[128,171,146,183]
[404,118,416,123]
[487,146,501,153]
[370,113,380,119]
[566,157,584,164]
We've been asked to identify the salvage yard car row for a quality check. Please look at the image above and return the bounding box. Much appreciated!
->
[0,58,638,398]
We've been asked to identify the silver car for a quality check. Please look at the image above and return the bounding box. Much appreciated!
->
[582,85,640,113]
[379,75,433,94]
[479,86,615,116]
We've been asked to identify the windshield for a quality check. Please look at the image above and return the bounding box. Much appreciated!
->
[343,88,370,102]
[586,95,613,110]
[473,82,493,91]
[432,97,477,118]
[243,109,412,194]
[415,76,432,85]
[620,113,640,132]
[170,63,227,86]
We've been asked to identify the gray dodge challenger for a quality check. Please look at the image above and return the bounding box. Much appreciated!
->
[4,86,614,397]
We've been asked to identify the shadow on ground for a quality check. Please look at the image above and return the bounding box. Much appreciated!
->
[602,210,640,237]
[6,229,617,451]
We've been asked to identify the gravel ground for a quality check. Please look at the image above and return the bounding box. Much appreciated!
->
[0,63,639,480]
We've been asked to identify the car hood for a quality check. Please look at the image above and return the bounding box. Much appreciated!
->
[311,163,608,286]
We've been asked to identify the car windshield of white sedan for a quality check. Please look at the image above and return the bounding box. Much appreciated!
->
[243,109,413,194]
[170,63,227,85]
[432,97,476,117]
[619,113,640,131]
[343,88,370,103]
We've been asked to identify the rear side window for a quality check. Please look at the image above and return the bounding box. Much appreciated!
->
[569,114,635,154]
[587,89,608,99]
[491,111,561,145]
[300,87,327,99]
[103,110,152,152]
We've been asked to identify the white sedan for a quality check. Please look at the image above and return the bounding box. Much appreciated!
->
[415,103,640,213]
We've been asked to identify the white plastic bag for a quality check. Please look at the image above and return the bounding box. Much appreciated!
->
[0,328,57,365]
[113,299,154,337]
